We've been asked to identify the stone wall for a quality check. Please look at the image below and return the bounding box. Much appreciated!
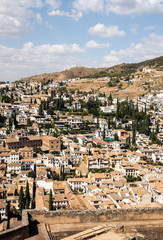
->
[28,208,163,238]
[28,207,163,224]
[0,211,29,240]
[1,208,163,239]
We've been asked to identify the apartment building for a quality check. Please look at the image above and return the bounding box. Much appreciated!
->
[5,136,42,150]
[41,136,60,152]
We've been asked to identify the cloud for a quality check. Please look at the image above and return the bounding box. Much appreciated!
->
[144,25,158,30]
[48,9,83,21]
[0,42,84,81]
[88,24,126,38]
[36,13,54,28]
[131,24,138,34]
[105,0,163,15]
[85,40,110,49]
[44,0,61,9]
[3,0,163,36]
[36,13,43,25]
[48,9,65,17]
[72,0,104,13]
[0,0,35,37]
[0,0,61,37]
[49,0,104,20]
[103,34,163,67]
[71,0,163,18]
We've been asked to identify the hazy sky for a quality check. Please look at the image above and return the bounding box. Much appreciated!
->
[0,0,163,81]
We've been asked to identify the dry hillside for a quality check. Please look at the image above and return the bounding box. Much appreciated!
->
[19,56,163,98]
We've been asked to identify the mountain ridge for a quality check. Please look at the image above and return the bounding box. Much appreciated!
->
[19,56,163,83]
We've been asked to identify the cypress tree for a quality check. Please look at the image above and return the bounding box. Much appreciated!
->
[9,117,12,127]
[43,100,46,110]
[126,134,131,149]
[60,165,65,181]
[13,113,17,127]
[49,189,53,211]
[39,104,43,115]
[62,165,65,181]
[103,126,106,140]
[145,115,150,136]
[25,181,30,209]
[18,186,25,212]
[108,117,111,129]
[114,132,119,141]
[156,121,159,134]
[108,93,112,105]
[116,98,120,119]
[132,124,136,145]
[145,103,147,114]
[47,100,50,110]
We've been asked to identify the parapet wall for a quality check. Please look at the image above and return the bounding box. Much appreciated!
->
[1,208,163,240]
[28,207,163,238]
[28,207,163,225]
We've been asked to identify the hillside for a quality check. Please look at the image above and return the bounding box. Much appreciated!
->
[20,67,104,83]
[20,56,163,83]
[19,56,163,98]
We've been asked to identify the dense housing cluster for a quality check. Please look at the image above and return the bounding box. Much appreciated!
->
[0,68,162,231]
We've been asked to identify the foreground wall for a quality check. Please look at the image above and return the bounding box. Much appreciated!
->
[0,211,29,240]
[29,207,163,224]
[1,208,163,240]
[28,208,163,238]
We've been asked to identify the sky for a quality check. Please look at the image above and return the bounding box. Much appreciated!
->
[0,0,163,82]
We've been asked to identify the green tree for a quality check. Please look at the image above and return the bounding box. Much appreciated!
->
[108,92,113,105]
[52,172,59,181]
[103,127,106,140]
[47,100,50,110]
[9,117,12,128]
[43,100,46,110]
[87,97,100,117]
[25,181,30,209]
[60,165,65,181]
[39,104,43,115]
[116,98,120,119]
[114,132,119,141]
[28,171,36,178]
[47,108,54,115]
[13,113,17,127]
[18,186,25,212]
[132,124,136,145]
[27,118,32,127]
[126,134,131,149]
[156,121,159,134]
[49,189,53,211]
[107,117,111,129]
[69,95,73,106]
